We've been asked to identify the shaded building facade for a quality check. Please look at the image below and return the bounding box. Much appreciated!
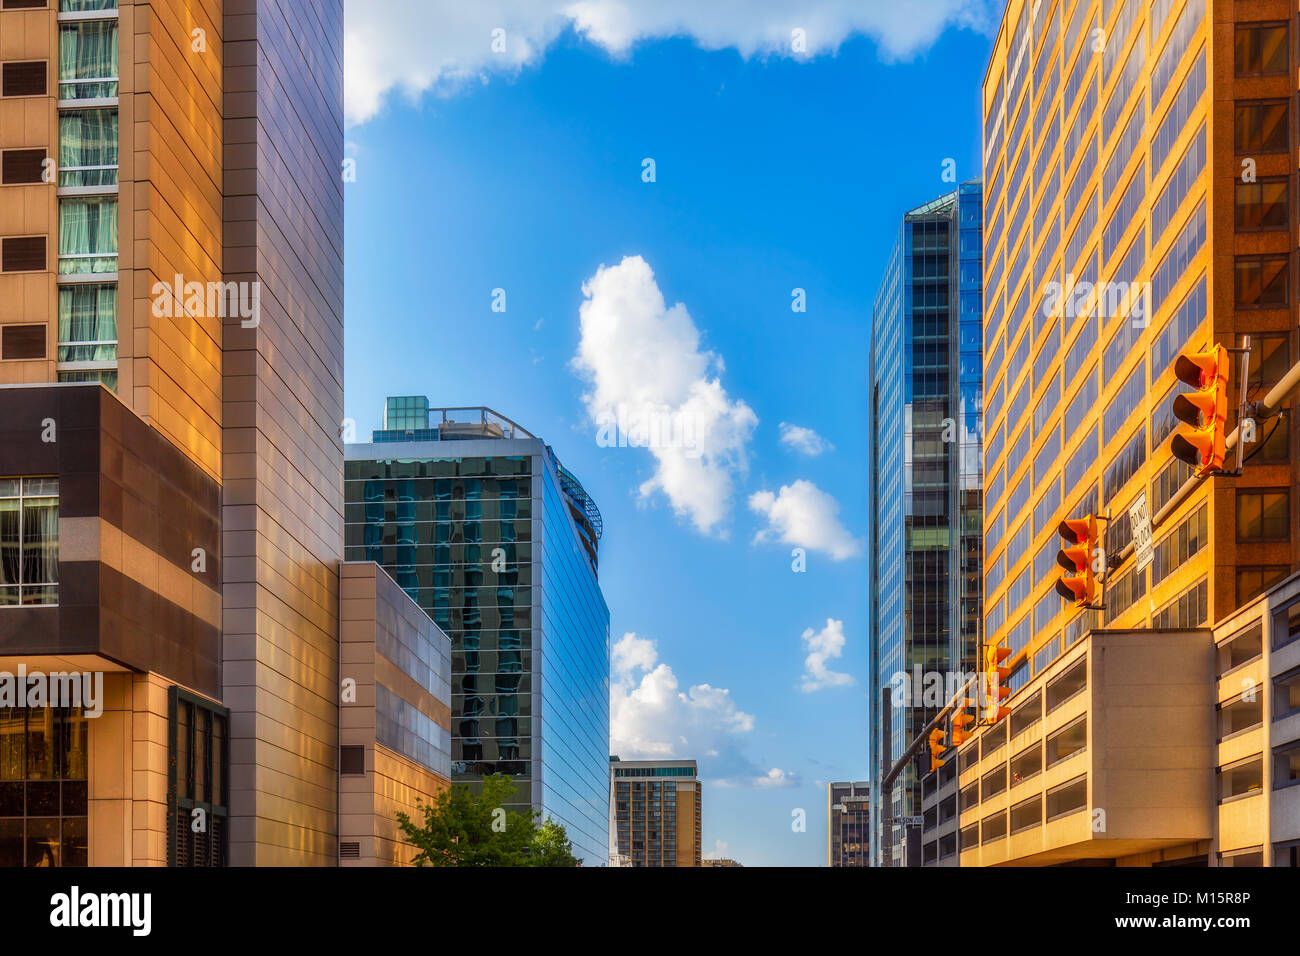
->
[827,780,870,866]
[870,183,984,866]
[345,404,611,864]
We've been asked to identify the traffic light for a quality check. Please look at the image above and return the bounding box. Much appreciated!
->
[1170,343,1229,476]
[983,642,1011,723]
[1054,515,1100,606]
[928,728,947,773]
[952,699,976,745]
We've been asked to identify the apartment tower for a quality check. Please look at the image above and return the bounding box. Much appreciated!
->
[610,757,702,867]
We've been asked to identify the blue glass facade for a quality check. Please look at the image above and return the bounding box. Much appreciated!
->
[344,414,611,864]
[870,183,983,865]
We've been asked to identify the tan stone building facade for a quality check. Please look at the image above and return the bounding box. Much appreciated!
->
[0,0,358,866]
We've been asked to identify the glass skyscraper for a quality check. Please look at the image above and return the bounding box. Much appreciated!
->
[344,404,611,864]
[870,183,984,866]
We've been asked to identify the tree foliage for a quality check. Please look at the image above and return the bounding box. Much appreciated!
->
[396,773,582,867]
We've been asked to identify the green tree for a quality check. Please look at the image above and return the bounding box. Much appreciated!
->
[396,773,582,867]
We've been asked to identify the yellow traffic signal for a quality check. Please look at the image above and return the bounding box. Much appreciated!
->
[1054,515,1099,606]
[928,728,947,773]
[1170,343,1229,476]
[952,699,976,745]
[983,642,1011,722]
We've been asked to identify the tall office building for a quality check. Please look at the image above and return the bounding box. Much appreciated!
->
[870,183,985,866]
[609,757,702,867]
[960,0,1300,865]
[827,781,870,866]
[0,0,356,865]
[345,403,612,864]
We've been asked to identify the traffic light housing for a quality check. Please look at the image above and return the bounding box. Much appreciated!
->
[952,699,976,745]
[1170,343,1229,476]
[1055,515,1100,606]
[928,728,947,773]
[983,642,1012,722]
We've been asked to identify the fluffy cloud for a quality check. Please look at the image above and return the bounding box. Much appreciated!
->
[749,479,862,560]
[778,422,833,456]
[612,633,768,780]
[573,256,758,535]
[344,0,997,124]
[799,618,855,692]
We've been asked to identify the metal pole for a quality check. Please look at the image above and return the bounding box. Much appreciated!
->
[880,687,891,868]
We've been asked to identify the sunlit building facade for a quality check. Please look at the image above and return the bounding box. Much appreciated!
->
[345,404,611,865]
[967,0,1300,865]
[870,183,984,865]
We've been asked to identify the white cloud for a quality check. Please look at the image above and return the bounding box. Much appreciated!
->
[611,633,759,776]
[753,767,799,788]
[344,0,997,125]
[703,839,729,860]
[799,618,855,692]
[749,479,862,560]
[573,256,758,535]
[779,422,833,456]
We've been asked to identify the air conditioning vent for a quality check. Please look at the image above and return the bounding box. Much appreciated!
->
[340,842,361,860]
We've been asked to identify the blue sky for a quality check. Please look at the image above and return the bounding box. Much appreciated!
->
[343,1,994,866]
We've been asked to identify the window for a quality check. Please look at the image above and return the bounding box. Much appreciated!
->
[1,325,46,361]
[960,822,979,850]
[1235,23,1288,76]
[1219,847,1263,868]
[1235,101,1288,153]
[0,708,88,867]
[1047,658,1086,712]
[960,781,979,812]
[1235,179,1288,231]
[1237,567,1287,605]
[982,763,1007,800]
[1218,755,1263,802]
[1151,504,1206,586]
[58,109,118,187]
[1277,840,1300,867]
[1274,600,1300,651]
[1232,254,1284,306]
[340,746,365,775]
[981,811,1007,845]
[3,0,53,9]
[0,478,58,606]
[58,21,118,101]
[1218,623,1262,676]
[1046,775,1087,821]
[57,197,117,274]
[1047,715,1087,767]
[1010,795,1041,834]
[1010,743,1042,786]
[1,236,45,273]
[167,687,229,867]
[1218,694,1262,741]
[1162,578,1210,631]
[1275,741,1300,790]
[1237,490,1288,540]
[1010,692,1041,737]
[1275,667,1300,721]
[56,283,116,380]
[1,149,46,185]
[1,62,46,97]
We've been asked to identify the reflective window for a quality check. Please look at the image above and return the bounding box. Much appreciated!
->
[0,478,58,607]
[0,708,87,867]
